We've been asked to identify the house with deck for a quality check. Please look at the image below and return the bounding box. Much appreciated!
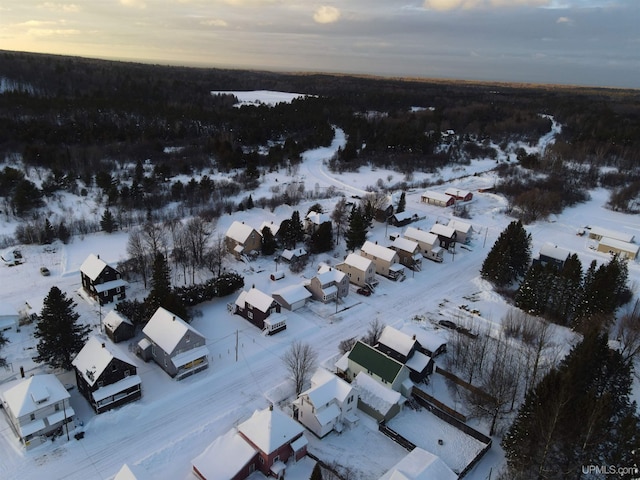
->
[234,287,286,334]
[430,223,457,250]
[535,243,571,269]
[389,236,422,271]
[306,264,350,303]
[80,254,127,305]
[336,253,377,290]
[403,227,443,263]
[445,187,473,202]
[272,284,312,311]
[360,241,405,280]
[225,221,262,259]
[72,336,141,413]
[447,218,472,245]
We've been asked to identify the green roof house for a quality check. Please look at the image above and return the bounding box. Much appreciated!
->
[345,341,412,396]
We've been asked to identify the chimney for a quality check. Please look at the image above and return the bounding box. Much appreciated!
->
[172,316,176,321]
[412,334,416,340]
[20,366,25,378]
[102,343,106,348]
[269,404,273,411]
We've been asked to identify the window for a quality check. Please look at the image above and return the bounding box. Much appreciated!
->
[55,403,60,412]
[30,413,35,421]
[186,333,191,343]
[247,310,253,319]
[98,381,104,388]
[124,370,130,377]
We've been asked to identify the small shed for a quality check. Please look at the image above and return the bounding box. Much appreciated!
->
[102,310,135,343]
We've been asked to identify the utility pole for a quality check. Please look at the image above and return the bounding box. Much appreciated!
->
[235,330,238,362]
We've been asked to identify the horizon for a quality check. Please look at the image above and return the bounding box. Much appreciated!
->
[1,1,639,90]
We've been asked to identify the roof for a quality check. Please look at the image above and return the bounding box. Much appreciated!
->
[192,429,257,480]
[235,287,275,313]
[599,236,640,254]
[400,325,446,354]
[589,226,634,243]
[259,221,280,236]
[390,237,420,253]
[237,407,304,455]
[102,310,133,331]
[305,211,330,225]
[430,223,456,238]
[142,307,204,355]
[353,372,402,415]
[405,351,432,373]
[92,375,141,402]
[316,265,346,285]
[445,187,471,198]
[380,447,457,480]
[539,242,571,262]
[302,369,353,407]
[72,336,137,386]
[361,241,398,262]
[340,253,374,272]
[421,190,452,203]
[80,253,110,281]
[272,284,312,305]
[225,221,258,244]
[114,464,152,480]
[348,341,404,384]
[392,210,417,222]
[378,326,417,358]
[0,374,70,417]
[447,218,472,234]
[281,248,307,261]
[403,227,438,246]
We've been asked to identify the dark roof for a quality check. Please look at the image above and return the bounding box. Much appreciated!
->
[348,341,404,384]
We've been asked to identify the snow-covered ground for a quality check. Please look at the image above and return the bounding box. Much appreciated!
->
[0,94,638,480]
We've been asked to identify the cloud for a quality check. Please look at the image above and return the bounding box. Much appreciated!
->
[556,16,574,25]
[423,0,550,10]
[313,5,341,24]
[120,0,146,9]
[41,3,81,13]
[201,18,229,27]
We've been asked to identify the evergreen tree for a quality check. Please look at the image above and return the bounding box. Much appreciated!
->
[547,253,582,325]
[515,262,549,315]
[481,220,531,287]
[307,203,323,214]
[346,206,368,251]
[290,210,305,245]
[33,286,90,370]
[145,252,188,321]
[308,221,333,253]
[246,194,254,209]
[331,197,349,243]
[100,209,116,233]
[41,218,55,244]
[57,221,71,244]
[0,331,7,369]
[310,463,323,480]
[396,191,406,213]
[261,225,277,255]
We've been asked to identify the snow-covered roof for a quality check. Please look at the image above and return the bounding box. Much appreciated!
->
[114,463,152,480]
[235,287,275,313]
[281,248,307,261]
[403,227,438,246]
[259,221,280,236]
[102,310,133,331]
[72,336,137,387]
[445,187,471,199]
[225,221,259,244]
[353,372,401,416]
[142,307,204,355]
[80,253,110,281]
[539,242,571,262]
[392,210,417,222]
[378,326,417,358]
[192,429,257,480]
[390,237,420,253]
[94,279,128,293]
[341,253,374,272]
[0,374,69,417]
[379,447,457,480]
[361,241,398,263]
[400,325,446,354]
[421,190,452,203]
[237,407,304,455]
[305,211,330,225]
[430,223,456,238]
[316,265,346,285]
[447,218,472,234]
[589,226,634,243]
[272,284,312,305]
[405,351,431,374]
[302,369,353,407]
[599,236,640,254]
[171,345,209,368]
[92,375,141,402]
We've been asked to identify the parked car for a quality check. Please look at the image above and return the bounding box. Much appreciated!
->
[40,266,50,276]
[438,320,456,329]
[356,287,371,296]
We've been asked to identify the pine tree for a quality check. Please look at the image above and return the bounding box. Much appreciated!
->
[145,253,188,321]
[100,209,116,233]
[331,197,349,243]
[41,218,55,244]
[290,210,305,245]
[33,286,90,370]
[261,226,277,255]
[308,221,333,253]
[396,191,406,213]
[310,463,323,480]
[0,331,7,369]
[481,220,531,287]
[346,206,368,251]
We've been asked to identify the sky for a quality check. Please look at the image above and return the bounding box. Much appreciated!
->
[1,0,639,88]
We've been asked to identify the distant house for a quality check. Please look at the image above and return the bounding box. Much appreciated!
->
[80,254,127,306]
[0,374,75,449]
[420,191,455,208]
[389,236,422,271]
[225,221,262,259]
[138,307,209,380]
[292,369,358,438]
[72,336,141,414]
[379,447,457,480]
[259,220,280,238]
[304,211,330,234]
[375,201,395,223]
[102,310,135,343]
[597,237,639,261]
[389,210,421,227]
[272,284,312,311]
[336,253,377,289]
[535,243,571,269]
[430,223,457,250]
[400,324,447,358]
[234,287,285,334]
[360,241,405,280]
[445,187,473,202]
[403,227,444,263]
[587,226,634,243]
[0,303,19,331]
[192,406,308,480]
[306,264,350,303]
[280,247,308,263]
[375,326,434,384]
[447,218,472,245]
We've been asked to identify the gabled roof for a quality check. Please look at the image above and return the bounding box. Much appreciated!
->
[303,369,353,407]
[403,227,438,246]
[102,310,133,331]
[0,374,69,417]
[430,223,456,238]
[192,429,257,480]
[237,407,304,455]
[72,336,137,386]
[340,253,374,272]
[377,326,417,358]
[114,464,153,480]
[361,241,398,262]
[235,287,275,313]
[380,447,457,480]
[142,307,204,355]
[390,237,420,253]
[259,221,280,236]
[447,218,472,234]
[400,325,446,354]
[348,341,404,384]
[353,372,402,416]
[80,253,110,281]
[225,221,259,244]
[316,264,346,285]
[281,248,307,261]
[272,284,312,304]
[539,242,571,262]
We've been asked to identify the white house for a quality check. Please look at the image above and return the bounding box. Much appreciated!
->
[360,241,405,280]
[379,447,457,480]
[292,369,358,438]
[447,218,472,244]
[336,253,377,289]
[403,227,443,262]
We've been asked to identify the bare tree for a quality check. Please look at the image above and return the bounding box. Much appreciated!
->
[142,221,168,258]
[283,341,317,396]
[127,228,150,288]
[184,217,212,283]
[339,336,357,355]
[331,197,349,243]
[615,299,640,370]
[204,234,226,277]
[361,318,386,346]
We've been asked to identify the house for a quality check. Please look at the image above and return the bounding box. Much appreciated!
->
[304,211,330,234]
[192,405,308,480]
[375,201,395,223]
[375,326,434,384]
[1,248,23,266]
[138,307,209,380]
[420,190,455,207]
[306,264,350,303]
[587,226,634,243]
[352,372,404,423]
[445,187,473,202]
[447,218,472,245]
[535,243,571,269]
[336,253,378,289]
[72,336,142,414]
[0,303,19,331]
[379,447,457,480]
[0,374,75,449]
[259,220,280,238]
[272,284,312,311]
[388,210,421,227]
[102,310,135,343]
[403,226,444,263]
[389,236,422,271]
[234,287,285,334]
[280,247,308,263]
[292,369,358,438]
[430,223,457,250]
[80,254,127,305]
[340,340,412,397]
[400,324,447,357]
[114,464,152,480]
[360,241,405,280]
[225,221,262,259]
[597,237,639,261]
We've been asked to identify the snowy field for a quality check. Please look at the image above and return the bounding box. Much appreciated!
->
[0,93,639,480]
